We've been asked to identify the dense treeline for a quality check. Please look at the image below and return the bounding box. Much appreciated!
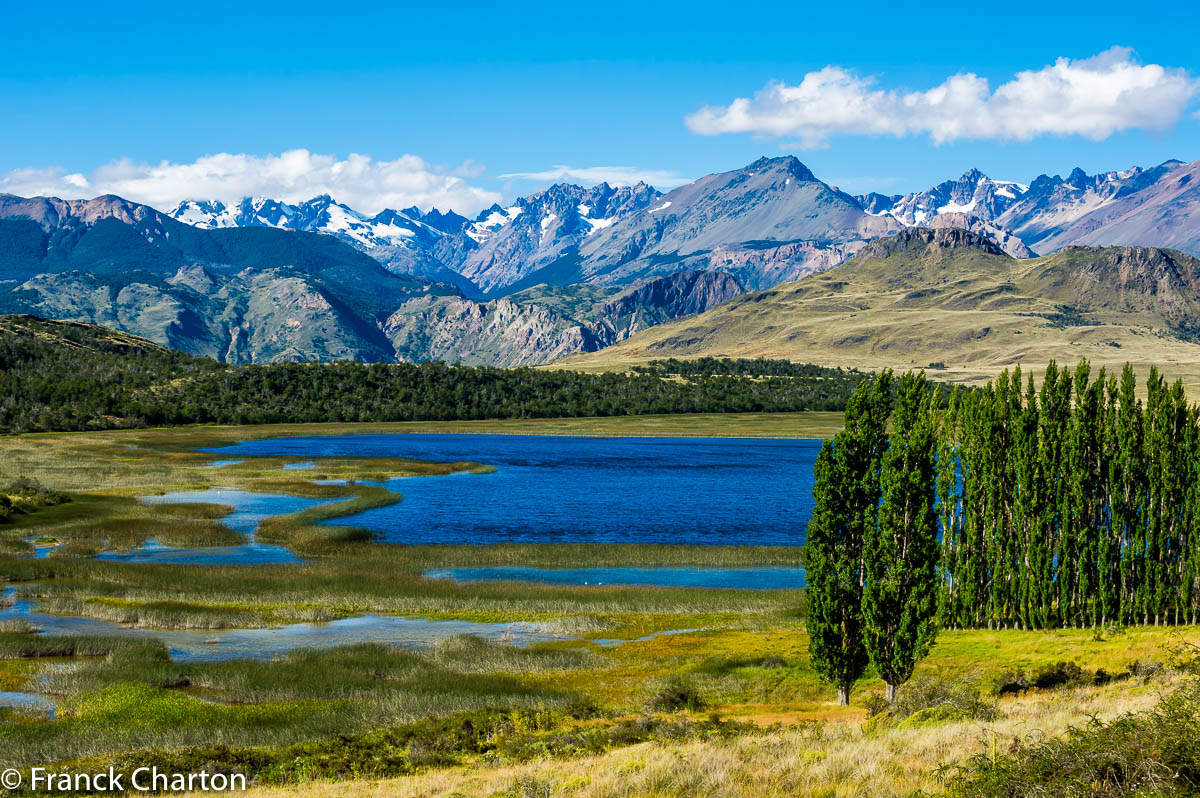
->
[940,361,1200,631]
[807,361,1200,704]
[144,362,864,427]
[0,317,224,433]
[633,357,867,379]
[0,316,870,433]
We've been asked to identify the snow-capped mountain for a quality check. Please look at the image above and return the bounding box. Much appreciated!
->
[857,169,1029,226]
[571,156,901,290]
[852,160,1200,260]
[169,195,463,249]
[163,156,1200,300]
[993,160,1200,256]
[170,195,476,290]
[452,182,662,294]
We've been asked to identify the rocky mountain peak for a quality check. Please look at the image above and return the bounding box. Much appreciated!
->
[858,227,1007,260]
[745,155,818,183]
[1065,167,1091,189]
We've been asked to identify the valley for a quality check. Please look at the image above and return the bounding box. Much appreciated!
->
[9,14,1200,797]
[4,155,1200,798]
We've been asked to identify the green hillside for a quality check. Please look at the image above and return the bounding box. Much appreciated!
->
[559,228,1200,393]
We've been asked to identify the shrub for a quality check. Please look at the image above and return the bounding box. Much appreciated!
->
[645,678,706,713]
[2,477,69,509]
[995,660,1146,696]
[887,673,999,723]
[863,692,890,718]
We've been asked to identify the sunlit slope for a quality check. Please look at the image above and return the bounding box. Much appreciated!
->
[556,228,1200,390]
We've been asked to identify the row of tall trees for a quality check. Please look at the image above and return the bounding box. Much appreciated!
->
[806,361,1200,703]
[941,361,1200,631]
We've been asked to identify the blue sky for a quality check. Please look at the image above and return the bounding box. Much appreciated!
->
[2,0,1198,214]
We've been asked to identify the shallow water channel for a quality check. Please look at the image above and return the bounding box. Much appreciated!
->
[0,584,569,664]
[425,565,806,590]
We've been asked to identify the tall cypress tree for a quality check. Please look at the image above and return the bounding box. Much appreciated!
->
[863,371,941,702]
[805,372,893,705]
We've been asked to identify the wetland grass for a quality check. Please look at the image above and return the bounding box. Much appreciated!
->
[0,639,588,771]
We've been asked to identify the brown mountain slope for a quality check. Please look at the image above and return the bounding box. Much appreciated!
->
[555,228,1200,391]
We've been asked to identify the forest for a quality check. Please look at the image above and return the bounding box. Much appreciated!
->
[807,361,1200,703]
[0,315,868,433]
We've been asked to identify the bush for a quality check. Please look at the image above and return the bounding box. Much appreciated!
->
[995,660,1146,696]
[2,477,69,509]
[887,673,999,723]
[645,678,706,713]
[863,692,890,718]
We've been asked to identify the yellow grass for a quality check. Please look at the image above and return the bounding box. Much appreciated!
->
[193,678,1169,798]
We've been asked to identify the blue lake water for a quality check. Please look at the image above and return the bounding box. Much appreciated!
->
[426,566,805,590]
[95,538,302,566]
[203,434,820,546]
[0,690,54,715]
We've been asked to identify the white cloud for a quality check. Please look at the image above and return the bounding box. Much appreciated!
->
[686,48,1200,148]
[0,150,503,216]
[499,165,691,190]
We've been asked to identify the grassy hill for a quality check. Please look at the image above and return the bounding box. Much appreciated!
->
[557,228,1200,392]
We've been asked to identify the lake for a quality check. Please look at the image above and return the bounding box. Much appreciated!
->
[203,434,820,546]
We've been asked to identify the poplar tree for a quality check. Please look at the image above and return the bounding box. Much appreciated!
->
[928,359,1200,631]
[863,372,940,702]
[1185,404,1200,625]
[805,372,893,705]
[1036,363,1071,628]
[1010,369,1039,629]
[936,388,963,627]
[1115,365,1146,624]
[1065,362,1104,627]
[955,388,989,629]
[1099,371,1122,626]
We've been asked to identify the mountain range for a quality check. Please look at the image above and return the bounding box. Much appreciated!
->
[858,159,1200,258]
[2,154,1200,368]
[0,193,741,365]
